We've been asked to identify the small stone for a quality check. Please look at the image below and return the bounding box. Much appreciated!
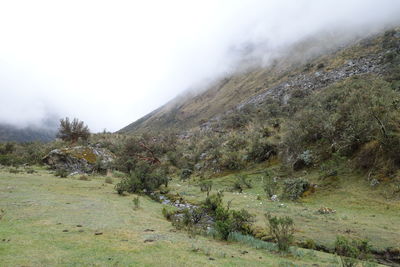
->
[208,257,215,261]
[94,232,103,235]
[62,229,69,232]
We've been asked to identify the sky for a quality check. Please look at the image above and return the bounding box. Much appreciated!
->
[0,0,400,132]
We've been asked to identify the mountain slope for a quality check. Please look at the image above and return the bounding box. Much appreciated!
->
[120,29,399,134]
[0,123,56,143]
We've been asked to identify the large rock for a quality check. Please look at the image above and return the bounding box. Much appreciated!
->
[43,146,114,173]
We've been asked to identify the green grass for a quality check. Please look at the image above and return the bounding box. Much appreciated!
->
[0,168,349,266]
[170,165,400,251]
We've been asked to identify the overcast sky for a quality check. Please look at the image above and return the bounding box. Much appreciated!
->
[0,0,399,132]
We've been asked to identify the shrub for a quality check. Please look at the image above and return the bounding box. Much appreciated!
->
[55,168,68,178]
[262,171,279,198]
[214,208,254,240]
[0,154,22,166]
[162,206,178,221]
[132,196,140,210]
[57,117,90,143]
[8,168,21,174]
[115,179,129,195]
[266,213,295,252]
[180,168,193,180]
[104,177,113,184]
[227,232,277,251]
[25,168,36,174]
[283,75,400,170]
[199,180,212,196]
[79,175,91,181]
[246,137,277,163]
[201,192,223,214]
[114,161,168,194]
[282,178,310,200]
[233,174,252,192]
[334,236,373,264]
[220,151,245,171]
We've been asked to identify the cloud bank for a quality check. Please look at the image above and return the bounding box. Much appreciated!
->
[0,0,399,132]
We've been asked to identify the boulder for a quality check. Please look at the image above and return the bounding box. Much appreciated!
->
[43,146,114,174]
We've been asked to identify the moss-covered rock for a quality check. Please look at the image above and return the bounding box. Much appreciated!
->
[43,146,114,174]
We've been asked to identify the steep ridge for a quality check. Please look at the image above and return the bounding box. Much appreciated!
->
[120,29,399,134]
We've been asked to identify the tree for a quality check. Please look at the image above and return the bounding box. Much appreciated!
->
[57,117,90,143]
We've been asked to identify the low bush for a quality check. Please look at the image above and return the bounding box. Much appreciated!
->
[132,196,140,210]
[162,206,178,221]
[282,178,310,200]
[104,177,113,184]
[199,180,212,196]
[233,174,252,192]
[79,175,90,181]
[266,213,295,252]
[262,171,279,198]
[334,236,373,264]
[114,161,168,194]
[227,232,277,251]
[55,168,68,178]
[180,168,193,180]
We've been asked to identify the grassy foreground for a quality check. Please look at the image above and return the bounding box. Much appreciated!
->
[0,167,392,266]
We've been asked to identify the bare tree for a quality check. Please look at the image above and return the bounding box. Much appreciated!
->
[57,117,90,143]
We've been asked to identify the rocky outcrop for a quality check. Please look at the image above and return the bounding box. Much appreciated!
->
[237,52,387,109]
[43,146,114,173]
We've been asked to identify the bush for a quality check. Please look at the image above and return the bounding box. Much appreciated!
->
[199,180,212,196]
[282,178,310,200]
[201,192,223,214]
[334,236,373,263]
[266,214,294,252]
[132,196,140,210]
[55,168,68,178]
[180,168,192,180]
[283,75,400,169]
[214,208,254,240]
[246,137,277,163]
[104,177,113,184]
[79,175,91,181]
[233,174,252,193]
[0,154,21,166]
[114,161,168,194]
[220,151,245,170]
[227,232,277,251]
[57,117,90,143]
[262,171,279,198]
[8,168,21,174]
[26,168,36,174]
[115,179,129,195]
[162,206,178,221]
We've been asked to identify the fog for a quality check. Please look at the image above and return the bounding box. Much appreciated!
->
[0,0,399,132]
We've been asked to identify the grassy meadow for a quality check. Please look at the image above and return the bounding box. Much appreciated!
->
[0,166,395,266]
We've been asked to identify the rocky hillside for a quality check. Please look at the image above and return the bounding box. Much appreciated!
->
[120,28,400,134]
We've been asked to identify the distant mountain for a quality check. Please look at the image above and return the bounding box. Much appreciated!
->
[0,123,56,143]
[119,28,400,134]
